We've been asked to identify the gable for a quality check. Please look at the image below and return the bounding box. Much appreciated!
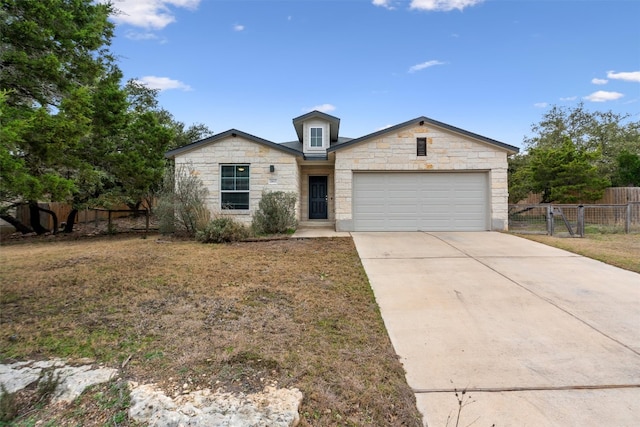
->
[292,111,340,143]
[328,117,519,155]
[165,129,301,159]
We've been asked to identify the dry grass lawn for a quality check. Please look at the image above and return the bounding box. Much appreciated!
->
[0,235,422,426]
[517,233,640,273]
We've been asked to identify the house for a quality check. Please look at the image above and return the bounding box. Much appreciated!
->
[165,111,519,232]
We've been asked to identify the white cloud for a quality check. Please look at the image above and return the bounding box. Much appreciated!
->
[376,124,394,131]
[583,90,624,102]
[408,60,445,73]
[410,0,484,12]
[109,0,200,30]
[233,24,245,32]
[125,31,160,41]
[304,104,336,113]
[372,0,396,10]
[607,70,640,83]
[534,102,548,108]
[135,76,192,91]
[591,78,608,85]
[560,96,577,101]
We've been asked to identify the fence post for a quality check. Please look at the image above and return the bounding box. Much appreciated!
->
[145,210,150,234]
[577,205,585,237]
[94,209,99,228]
[547,205,554,236]
[626,203,631,234]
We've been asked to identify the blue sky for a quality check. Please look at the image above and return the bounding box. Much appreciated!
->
[108,0,640,148]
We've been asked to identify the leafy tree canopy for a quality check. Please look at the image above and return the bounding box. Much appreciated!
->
[509,104,640,203]
[0,1,214,233]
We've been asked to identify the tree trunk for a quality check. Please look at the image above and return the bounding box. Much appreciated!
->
[63,209,78,233]
[38,206,59,234]
[29,201,50,234]
[0,213,33,234]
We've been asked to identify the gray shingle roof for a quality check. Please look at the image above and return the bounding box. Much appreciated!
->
[165,129,303,159]
[327,116,519,154]
[165,115,519,159]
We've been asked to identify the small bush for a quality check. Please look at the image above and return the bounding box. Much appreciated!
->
[252,191,297,235]
[0,384,18,422]
[155,164,211,236]
[196,217,250,243]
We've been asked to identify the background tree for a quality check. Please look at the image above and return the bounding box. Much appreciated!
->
[527,137,609,203]
[0,0,116,233]
[614,151,640,187]
[509,104,640,203]
[1,1,213,234]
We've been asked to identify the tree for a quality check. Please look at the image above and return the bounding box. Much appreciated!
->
[0,0,116,233]
[1,0,115,109]
[509,104,639,203]
[1,1,214,234]
[526,137,609,203]
[523,103,640,183]
[614,151,640,187]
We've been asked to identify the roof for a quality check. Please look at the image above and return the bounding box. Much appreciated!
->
[327,116,520,154]
[292,110,340,143]
[165,129,303,159]
[165,115,519,159]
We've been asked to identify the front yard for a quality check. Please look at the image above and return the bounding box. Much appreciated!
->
[517,233,640,274]
[0,235,422,426]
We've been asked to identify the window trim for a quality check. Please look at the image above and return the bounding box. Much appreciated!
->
[220,164,250,210]
[310,127,323,148]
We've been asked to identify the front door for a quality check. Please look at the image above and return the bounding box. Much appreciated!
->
[309,176,328,219]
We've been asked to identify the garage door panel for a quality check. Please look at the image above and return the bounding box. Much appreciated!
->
[353,172,488,231]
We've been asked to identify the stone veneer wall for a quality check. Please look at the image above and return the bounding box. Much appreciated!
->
[174,136,301,225]
[333,124,510,231]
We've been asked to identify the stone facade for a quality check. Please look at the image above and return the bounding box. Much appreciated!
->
[333,124,510,231]
[174,135,300,225]
[167,114,517,232]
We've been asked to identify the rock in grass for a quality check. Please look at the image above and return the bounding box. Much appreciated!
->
[128,382,303,427]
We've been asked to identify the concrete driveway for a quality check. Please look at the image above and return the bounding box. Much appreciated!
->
[351,232,640,426]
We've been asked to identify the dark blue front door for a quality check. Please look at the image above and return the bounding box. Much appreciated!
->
[309,176,328,219]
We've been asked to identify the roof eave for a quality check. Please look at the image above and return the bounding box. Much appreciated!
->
[165,129,303,159]
[328,117,519,154]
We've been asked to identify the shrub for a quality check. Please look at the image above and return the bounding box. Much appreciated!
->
[196,217,250,243]
[155,164,211,236]
[252,191,297,235]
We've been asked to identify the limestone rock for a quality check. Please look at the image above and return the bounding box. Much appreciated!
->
[129,382,303,427]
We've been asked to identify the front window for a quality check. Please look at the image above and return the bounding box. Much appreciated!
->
[310,127,323,147]
[221,164,249,210]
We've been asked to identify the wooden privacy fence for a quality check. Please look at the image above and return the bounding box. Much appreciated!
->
[516,187,640,205]
[16,203,151,233]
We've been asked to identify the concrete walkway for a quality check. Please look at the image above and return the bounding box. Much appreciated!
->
[351,232,640,426]
[291,227,350,238]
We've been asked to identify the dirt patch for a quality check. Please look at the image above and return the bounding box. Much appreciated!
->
[0,235,422,425]
[517,233,640,273]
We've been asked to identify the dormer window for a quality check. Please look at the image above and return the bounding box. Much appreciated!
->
[310,127,323,147]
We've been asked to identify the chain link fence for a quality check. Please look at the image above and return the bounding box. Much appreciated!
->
[509,203,640,236]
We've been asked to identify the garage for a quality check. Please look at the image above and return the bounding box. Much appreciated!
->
[353,172,489,231]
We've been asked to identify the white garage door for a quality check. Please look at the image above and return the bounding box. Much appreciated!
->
[353,172,489,231]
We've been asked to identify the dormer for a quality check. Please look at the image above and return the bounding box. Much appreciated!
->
[292,111,340,158]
